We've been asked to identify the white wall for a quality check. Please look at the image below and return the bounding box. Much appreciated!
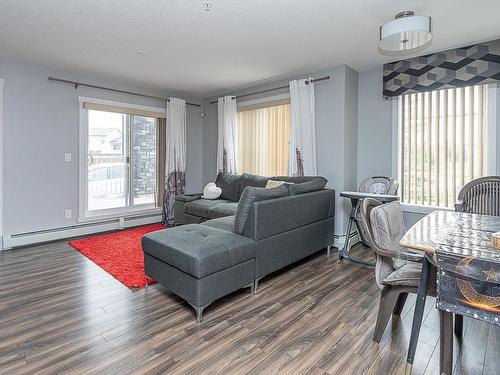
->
[0,59,203,237]
[202,65,359,235]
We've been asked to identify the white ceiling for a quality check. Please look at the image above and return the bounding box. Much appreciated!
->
[1,0,500,97]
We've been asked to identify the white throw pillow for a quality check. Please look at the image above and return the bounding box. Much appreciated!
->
[202,182,222,200]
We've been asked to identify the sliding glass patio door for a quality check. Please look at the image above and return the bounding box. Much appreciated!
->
[85,109,157,217]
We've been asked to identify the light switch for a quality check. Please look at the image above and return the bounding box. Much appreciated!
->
[65,153,72,162]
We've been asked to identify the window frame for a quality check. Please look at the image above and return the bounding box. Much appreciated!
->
[78,97,164,222]
[391,84,498,214]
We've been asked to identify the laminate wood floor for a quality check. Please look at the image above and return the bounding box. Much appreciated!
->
[1,240,498,374]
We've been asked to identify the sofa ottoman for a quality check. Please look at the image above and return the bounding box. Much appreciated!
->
[142,225,256,322]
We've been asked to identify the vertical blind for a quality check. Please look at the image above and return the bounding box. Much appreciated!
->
[400,85,488,208]
[236,103,290,176]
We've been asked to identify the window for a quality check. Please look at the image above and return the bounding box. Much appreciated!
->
[398,84,493,208]
[80,99,164,219]
[236,100,291,176]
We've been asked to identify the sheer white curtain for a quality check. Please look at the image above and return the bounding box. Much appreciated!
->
[289,78,317,176]
[163,97,186,225]
[237,104,290,176]
[217,96,238,173]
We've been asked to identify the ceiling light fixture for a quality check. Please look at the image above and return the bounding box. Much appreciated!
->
[379,11,432,56]
[203,2,212,11]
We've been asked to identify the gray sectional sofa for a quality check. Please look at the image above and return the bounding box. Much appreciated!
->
[142,173,335,322]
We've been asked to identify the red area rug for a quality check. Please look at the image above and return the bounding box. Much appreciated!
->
[69,224,166,288]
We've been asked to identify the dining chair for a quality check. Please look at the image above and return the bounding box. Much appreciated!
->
[455,175,500,215]
[360,198,429,342]
[356,176,399,246]
[451,176,500,336]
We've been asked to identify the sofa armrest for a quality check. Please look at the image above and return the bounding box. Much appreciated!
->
[176,193,202,202]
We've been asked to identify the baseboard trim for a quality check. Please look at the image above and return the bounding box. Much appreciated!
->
[2,213,162,250]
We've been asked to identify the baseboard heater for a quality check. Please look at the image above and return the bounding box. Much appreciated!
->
[2,212,162,250]
[332,231,361,250]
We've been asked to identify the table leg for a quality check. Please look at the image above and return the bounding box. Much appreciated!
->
[339,198,375,266]
[440,310,454,375]
[405,256,431,375]
[338,202,355,260]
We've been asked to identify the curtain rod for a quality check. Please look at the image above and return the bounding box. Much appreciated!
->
[47,76,202,108]
[209,75,330,104]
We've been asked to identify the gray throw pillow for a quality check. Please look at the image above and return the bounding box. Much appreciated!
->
[233,185,289,234]
[240,173,270,194]
[288,177,328,196]
[215,172,241,202]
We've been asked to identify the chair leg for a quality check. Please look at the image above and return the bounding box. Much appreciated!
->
[406,256,432,374]
[373,286,402,343]
[454,314,463,338]
[440,310,454,375]
[393,292,408,316]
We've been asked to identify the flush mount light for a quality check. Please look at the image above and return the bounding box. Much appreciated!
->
[203,2,212,11]
[379,11,432,56]
[137,50,147,55]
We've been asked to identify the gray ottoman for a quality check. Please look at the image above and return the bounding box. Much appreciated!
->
[142,224,256,322]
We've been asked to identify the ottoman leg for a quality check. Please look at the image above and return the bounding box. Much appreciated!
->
[195,305,207,324]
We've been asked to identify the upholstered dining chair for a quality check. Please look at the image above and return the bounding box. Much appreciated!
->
[456,176,500,215]
[360,198,431,342]
[452,175,500,335]
[356,176,399,246]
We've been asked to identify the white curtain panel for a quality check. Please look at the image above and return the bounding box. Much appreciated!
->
[217,95,238,174]
[289,78,317,176]
[163,97,186,225]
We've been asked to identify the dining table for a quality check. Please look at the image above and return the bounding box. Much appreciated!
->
[399,210,500,375]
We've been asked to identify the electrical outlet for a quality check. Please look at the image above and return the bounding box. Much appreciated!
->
[65,209,72,219]
[64,153,72,162]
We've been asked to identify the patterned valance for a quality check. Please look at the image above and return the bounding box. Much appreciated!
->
[383,39,500,97]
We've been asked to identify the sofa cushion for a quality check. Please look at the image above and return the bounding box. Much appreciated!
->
[288,177,327,196]
[208,202,238,219]
[142,225,255,278]
[233,185,289,235]
[175,193,202,202]
[215,172,241,202]
[203,216,235,232]
[240,173,270,194]
[185,199,230,219]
